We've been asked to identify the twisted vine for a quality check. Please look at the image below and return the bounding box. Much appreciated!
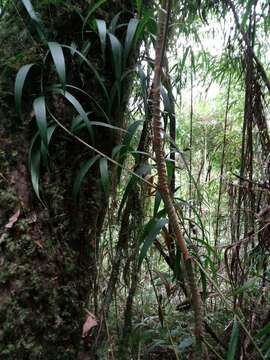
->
[151,0,205,353]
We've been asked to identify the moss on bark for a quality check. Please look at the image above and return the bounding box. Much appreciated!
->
[0,0,146,357]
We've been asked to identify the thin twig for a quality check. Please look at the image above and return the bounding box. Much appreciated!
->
[194,259,266,360]
[48,108,157,190]
[226,0,270,93]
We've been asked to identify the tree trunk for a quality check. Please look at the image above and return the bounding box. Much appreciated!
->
[0,1,146,358]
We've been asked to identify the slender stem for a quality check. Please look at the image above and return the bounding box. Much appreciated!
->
[48,108,156,190]
[189,56,193,240]
[195,259,265,360]
[215,72,232,248]
[151,0,204,347]
[226,0,270,93]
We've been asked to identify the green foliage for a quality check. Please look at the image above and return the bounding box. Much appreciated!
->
[28,124,57,202]
[14,63,35,120]
[3,0,270,358]
[48,42,66,85]
[14,0,148,204]
[33,96,47,149]
[118,163,151,217]
[72,155,100,202]
[82,0,108,37]
[139,217,168,266]
[99,157,110,198]
[256,322,270,358]
[21,0,46,41]
[96,19,107,59]
[124,18,140,67]
[226,317,239,360]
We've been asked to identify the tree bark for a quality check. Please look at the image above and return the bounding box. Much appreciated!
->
[0,1,146,358]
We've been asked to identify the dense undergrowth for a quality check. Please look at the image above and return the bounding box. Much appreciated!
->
[0,0,270,359]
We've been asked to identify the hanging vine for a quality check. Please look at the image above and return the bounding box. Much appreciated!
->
[151,0,205,351]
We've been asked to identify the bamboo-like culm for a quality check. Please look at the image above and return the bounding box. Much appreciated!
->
[151,0,205,352]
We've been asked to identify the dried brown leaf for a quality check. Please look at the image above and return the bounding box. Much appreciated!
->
[82,312,98,338]
[5,209,20,229]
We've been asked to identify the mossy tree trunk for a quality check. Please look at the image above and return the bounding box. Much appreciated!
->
[0,1,146,358]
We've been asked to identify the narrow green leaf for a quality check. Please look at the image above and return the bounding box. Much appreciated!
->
[29,123,57,202]
[120,68,136,83]
[108,80,118,112]
[257,322,270,338]
[78,41,91,65]
[179,47,190,75]
[71,115,126,134]
[140,218,158,245]
[82,0,107,37]
[154,191,162,217]
[261,336,270,353]
[70,41,77,56]
[130,150,151,163]
[118,164,151,217]
[21,0,40,22]
[99,157,110,198]
[124,18,139,67]
[139,218,168,266]
[48,42,66,85]
[61,44,109,103]
[112,144,127,158]
[166,159,173,184]
[161,85,172,113]
[136,0,143,17]
[28,133,42,202]
[51,89,94,142]
[72,155,100,201]
[64,83,110,121]
[118,175,138,218]
[71,114,87,132]
[123,120,144,146]
[15,64,35,120]
[226,317,239,360]
[108,33,123,80]
[21,0,45,41]
[96,19,107,59]
[109,12,122,34]
[90,121,127,132]
[117,120,143,179]
[33,96,47,149]
[47,124,57,144]
[195,238,216,257]
[40,123,57,168]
